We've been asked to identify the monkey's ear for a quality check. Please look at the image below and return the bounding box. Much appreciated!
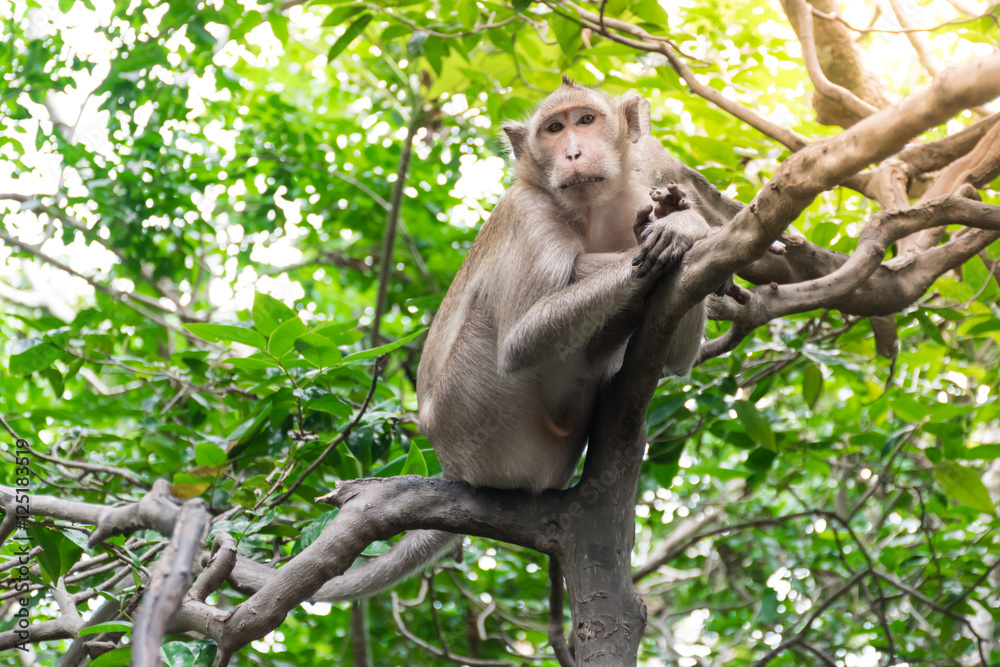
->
[502,122,528,160]
[618,92,645,144]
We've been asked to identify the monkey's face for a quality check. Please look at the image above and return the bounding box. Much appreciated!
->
[536,106,624,200]
[502,86,641,212]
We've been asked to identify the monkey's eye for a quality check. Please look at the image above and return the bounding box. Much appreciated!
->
[547,121,564,133]
[579,114,595,125]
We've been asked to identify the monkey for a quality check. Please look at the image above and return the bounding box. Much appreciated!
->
[312,79,727,603]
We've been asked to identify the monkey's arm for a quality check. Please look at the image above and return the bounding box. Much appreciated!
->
[497,253,645,373]
[573,252,625,280]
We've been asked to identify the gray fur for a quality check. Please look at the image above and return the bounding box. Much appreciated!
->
[312,530,458,602]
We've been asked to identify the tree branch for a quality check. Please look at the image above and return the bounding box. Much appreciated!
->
[670,51,1000,325]
[185,475,566,661]
[133,499,209,667]
[371,105,424,346]
[561,1,809,151]
[702,197,1000,358]
[784,0,881,121]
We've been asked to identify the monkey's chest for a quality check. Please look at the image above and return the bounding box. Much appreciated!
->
[583,225,638,254]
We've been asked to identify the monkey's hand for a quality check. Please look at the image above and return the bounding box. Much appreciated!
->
[631,215,698,280]
[633,204,654,244]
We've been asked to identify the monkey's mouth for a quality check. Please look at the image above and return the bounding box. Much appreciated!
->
[559,176,604,189]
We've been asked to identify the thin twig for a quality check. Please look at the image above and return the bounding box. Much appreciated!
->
[267,356,386,508]
[371,103,424,346]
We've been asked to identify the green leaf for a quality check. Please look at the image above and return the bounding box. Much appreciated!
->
[294,333,342,368]
[40,367,64,396]
[934,463,996,514]
[312,320,364,345]
[91,647,132,667]
[26,526,65,584]
[252,292,296,337]
[890,392,929,423]
[340,328,427,364]
[803,365,823,410]
[746,447,777,472]
[549,9,583,60]
[227,404,274,443]
[79,621,133,636]
[183,324,267,350]
[328,14,372,61]
[271,14,289,45]
[810,222,839,248]
[322,4,369,27]
[267,316,308,358]
[9,340,63,375]
[228,356,281,372]
[162,640,217,665]
[733,401,776,452]
[757,590,779,625]
[307,394,351,418]
[936,277,975,303]
[967,444,1000,460]
[688,466,746,481]
[457,0,478,29]
[297,510,340,552]
[629,0,671,26]
[400,444,428,477]
[195,442,228,467]
[966,317,1000,336]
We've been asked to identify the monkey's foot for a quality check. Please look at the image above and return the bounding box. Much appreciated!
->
[649,182,689,219]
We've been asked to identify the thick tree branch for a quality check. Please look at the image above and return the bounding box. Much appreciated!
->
[133,499,209,667]
[186,476,565,661]
[894,116,1000,261]
[784,0,881,121]
[671,51,1000,320]
[188,533,237,603]
[897,111,1000,175]
[0,579,82,651]
[0,479,180,551]
[702,197,1000,358]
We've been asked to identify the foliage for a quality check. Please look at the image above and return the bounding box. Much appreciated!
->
[1,0,999,665]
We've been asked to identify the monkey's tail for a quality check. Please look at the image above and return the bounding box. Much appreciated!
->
[313,530,459,602]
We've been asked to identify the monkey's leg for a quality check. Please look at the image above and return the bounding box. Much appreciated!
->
[663,302,707,377]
